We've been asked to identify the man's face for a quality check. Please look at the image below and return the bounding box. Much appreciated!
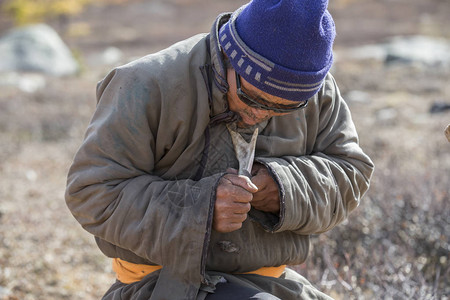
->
[226,69,307,128]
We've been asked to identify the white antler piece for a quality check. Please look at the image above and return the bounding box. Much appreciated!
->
[227,124,259,177]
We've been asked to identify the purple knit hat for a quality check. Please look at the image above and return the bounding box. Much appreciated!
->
[219,0,336,102]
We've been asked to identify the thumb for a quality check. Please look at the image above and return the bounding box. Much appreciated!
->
[226,168,239,175]
[223,174,258,193]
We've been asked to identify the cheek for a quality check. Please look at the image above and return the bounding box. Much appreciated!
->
[249,108,271,119]
[227,94,281,123]
[228,95,246,112]
[240,108,274,125]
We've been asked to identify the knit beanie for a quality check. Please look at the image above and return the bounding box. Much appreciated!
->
[219,0,336,102]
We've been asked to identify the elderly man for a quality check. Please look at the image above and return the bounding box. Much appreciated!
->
[65,0,374,299]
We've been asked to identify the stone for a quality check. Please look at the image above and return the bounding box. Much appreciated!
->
[0,72,46,93]
[87,46,123,67]
[338,35,450,68]
[375,107,398,125]
[344,90,372,104]
[0,286,11,298]
[384,36,450,67]
[429,101,450,114]
[0,23,79,76]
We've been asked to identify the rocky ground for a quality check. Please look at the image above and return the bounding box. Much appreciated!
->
[0,0,449,299]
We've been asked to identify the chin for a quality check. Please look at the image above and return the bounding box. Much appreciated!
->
[236,121,254,128]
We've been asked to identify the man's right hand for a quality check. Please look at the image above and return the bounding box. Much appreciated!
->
[213,173,258,233]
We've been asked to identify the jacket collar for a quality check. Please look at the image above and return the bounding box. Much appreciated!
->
[206,13,268,133]
[207,13,232,119]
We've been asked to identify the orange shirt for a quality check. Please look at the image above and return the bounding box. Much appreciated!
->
[112,258,286,284]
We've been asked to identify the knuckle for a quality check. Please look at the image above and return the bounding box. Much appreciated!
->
[216,189,226,199]
[237,203,250,214]
[214,200,225,211]
[235,222,243,230]
[219,223,238,233]
[240,214,248,223]
[236,193,252,204]
[245,193,254,202]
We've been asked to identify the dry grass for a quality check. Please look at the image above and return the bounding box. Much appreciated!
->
[301,58,450,299]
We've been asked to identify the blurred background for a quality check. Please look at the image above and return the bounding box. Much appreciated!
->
[0,0,449,299]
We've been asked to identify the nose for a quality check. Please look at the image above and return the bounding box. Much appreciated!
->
[243,108,272,126]
[253,108,273,120]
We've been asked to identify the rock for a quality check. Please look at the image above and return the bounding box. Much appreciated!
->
[337,44,386,61]
[344,90,372,104]
[429,101,450,114]
[0,72,46,93]
[0,24,79,76]
[0,286,11,298]
[25,169,38,182]
[384,36,450,67]
[101,47,123,65]
[87,46,123,67]
[338,35,450,68]
[375,107,398,125]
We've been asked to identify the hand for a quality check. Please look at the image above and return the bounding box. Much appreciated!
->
[250,163,280,214]
[214,173,258,233]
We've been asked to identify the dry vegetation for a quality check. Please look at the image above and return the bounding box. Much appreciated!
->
[0,0,449,299]
[295,58,450,299]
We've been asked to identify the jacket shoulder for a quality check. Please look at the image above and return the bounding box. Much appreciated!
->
[96,33,209,103]
[117,33,208,78]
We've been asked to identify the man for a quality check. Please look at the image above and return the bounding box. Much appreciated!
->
[65,0,374,299]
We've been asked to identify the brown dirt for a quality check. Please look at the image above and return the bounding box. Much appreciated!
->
[0,0,449,299]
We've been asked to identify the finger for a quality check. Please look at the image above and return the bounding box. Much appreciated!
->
[232,201,251,214]
[218,212,247,224]
[233,212,248,223]
[251,162,266,176]
[251,200,280,213]
[223,174,258,192]
[214,210,248,223]
[219,212,247,229]
[212,211,247,233]
[251,171,275,190]
[215,195,252,214]
[214,221,243,233]
[216,200,251,214]
[216,183,253,203]
[226,168,238,175]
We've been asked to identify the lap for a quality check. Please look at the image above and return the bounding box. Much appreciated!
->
[101,268,333,300]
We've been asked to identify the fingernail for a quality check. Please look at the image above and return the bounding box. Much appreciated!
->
[248,182,258,190]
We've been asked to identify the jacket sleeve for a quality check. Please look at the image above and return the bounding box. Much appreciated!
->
[256,74,374,235]
[65,67,220,285]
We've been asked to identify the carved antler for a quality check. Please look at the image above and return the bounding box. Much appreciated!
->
[227,124,259,177]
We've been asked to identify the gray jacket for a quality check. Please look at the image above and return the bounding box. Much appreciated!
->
[65,13,374,299]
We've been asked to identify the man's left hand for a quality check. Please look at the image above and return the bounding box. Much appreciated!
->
[250,163,280,214]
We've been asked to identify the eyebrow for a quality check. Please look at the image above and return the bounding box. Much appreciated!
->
[248,90,271,105]
[237,72,306,110]
[243,85,298,108]
[240,82,278,106]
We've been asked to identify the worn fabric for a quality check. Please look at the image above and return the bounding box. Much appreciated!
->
[113,257,287,284]
[203,281,280,300]
[65,12,374,300]
[112,258,162,284]
[102,269,333,300]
